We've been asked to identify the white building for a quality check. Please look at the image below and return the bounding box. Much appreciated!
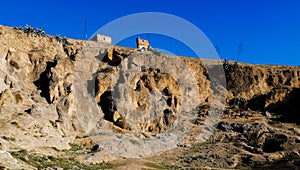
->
[91,34,112,44]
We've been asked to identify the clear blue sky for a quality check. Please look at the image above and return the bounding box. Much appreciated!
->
[0,0,299,65]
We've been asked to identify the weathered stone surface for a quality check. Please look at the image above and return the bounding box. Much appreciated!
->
[0,25,300,169]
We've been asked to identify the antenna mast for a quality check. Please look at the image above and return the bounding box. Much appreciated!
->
[84,18,88,40]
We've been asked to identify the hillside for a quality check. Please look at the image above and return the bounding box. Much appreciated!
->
[0,25,299,169]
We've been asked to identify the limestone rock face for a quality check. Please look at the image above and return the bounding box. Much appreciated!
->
[0,25,85,154]
[224,61,300,99]
[0,25,300,169]
[108,52,200,135]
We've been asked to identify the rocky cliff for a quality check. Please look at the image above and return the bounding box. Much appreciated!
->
[0,25,299,169]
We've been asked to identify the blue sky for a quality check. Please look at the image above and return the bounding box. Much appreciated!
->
[0,0,299,65]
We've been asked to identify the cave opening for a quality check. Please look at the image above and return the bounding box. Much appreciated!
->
[33,60,57,103]
[98,91,116,122]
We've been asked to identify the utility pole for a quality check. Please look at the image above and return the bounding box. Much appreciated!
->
[237,42,243,61]
[215,45,221,57]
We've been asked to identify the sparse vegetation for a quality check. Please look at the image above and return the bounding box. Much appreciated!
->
[143,162,168,169]
[75,135,90,139]
[69,143,85,152]
[223,59,237,72]
[13,25,45,36]
[10,150,113,169]
[55,34,70,47]
[13,25,72,51]
[247,129,267,148]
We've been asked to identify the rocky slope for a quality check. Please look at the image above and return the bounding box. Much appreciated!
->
[0,25,299,169]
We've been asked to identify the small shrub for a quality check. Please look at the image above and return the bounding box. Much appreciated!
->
[247,129,267,148]
[55,35,70,46]
[13,25,45,37]
[223,59,237,72]
[69,143,84,151]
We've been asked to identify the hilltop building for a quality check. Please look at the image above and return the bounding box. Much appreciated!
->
[136,37,151,51]
[91,34,112,44]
